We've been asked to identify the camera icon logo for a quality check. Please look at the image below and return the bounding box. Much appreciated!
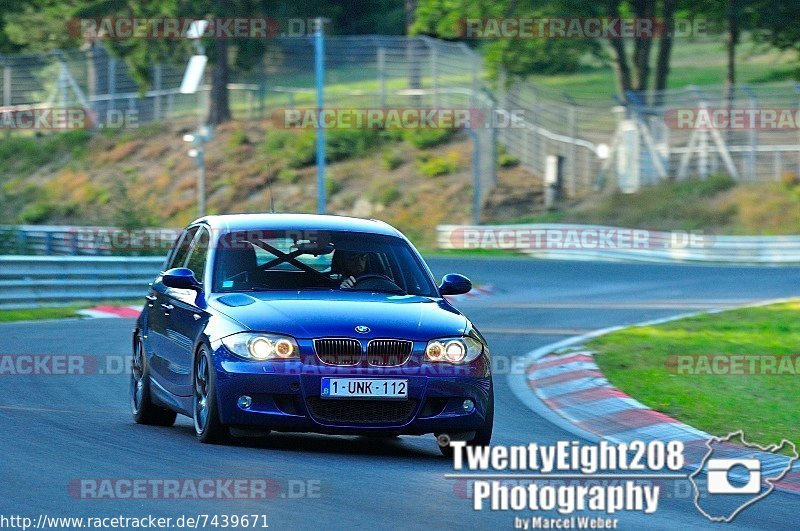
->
[689,431,798,522]
[706,458,761,495]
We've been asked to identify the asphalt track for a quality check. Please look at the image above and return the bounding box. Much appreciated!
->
[1,258,799,530]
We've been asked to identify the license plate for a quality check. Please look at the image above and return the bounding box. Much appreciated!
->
[321,378,408,399]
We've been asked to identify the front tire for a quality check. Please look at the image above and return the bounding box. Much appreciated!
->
[131,335,177,426]
[438,392,494,457]
[193,345,228,444]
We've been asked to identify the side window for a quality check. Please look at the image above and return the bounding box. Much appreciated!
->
[166,227,199,270]
[185,228,211,283]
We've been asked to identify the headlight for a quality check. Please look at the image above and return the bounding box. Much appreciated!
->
[425,336,483,364]
[221,333,299,361]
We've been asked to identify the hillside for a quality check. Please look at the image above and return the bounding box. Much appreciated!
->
[0,122,541,249]
[3,120,800,252]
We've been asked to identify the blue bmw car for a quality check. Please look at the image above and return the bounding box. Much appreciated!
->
[131,214,492,454]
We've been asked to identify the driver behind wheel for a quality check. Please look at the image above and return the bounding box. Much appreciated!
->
[330,249,369,289]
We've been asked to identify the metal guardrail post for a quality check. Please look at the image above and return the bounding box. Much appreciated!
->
[17,230,26,254]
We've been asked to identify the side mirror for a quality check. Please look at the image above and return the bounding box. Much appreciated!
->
[439,273,472,296]
[162,268,202,291]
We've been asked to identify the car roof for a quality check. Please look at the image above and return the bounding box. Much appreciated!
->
[191,213,403,238]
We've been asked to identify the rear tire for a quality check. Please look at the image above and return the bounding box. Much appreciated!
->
[131,335,177,427]
[193,346,229,444]
[438,392,494,457]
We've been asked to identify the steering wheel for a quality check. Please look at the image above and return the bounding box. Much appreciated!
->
[346,274,404,293]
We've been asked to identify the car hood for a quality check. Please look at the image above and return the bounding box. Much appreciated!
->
[208,290,468,340]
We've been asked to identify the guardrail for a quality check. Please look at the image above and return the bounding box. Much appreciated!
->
[0,225,180,256]
[437,224,800,264]
[0,256,165,308]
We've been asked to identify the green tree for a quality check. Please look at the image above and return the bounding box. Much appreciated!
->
[414,0,693,101]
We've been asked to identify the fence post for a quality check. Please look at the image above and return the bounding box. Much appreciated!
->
[698,100,709,179]
[377,47,386,109]
[471,59,479,108]
[153,64,162,121]
[86,44,96,114]
[257,60,266,119]
[497,69,508,147]
[58,63,69,107]
[745,88,757,180]
[466,129,481,225]
[430,45,438,108]
[108,56,116,113]
[3,65,10,107]
[568,104,577,196]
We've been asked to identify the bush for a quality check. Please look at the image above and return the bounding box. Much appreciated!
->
[285,131,317,168]
[19,202,55,224]
[227,127,250,148]
[381,149,404,170]
[327,128,398,163]
[263,130,293,152]
[326,178,343,196]
[497,145,520,168]
[379,186,402,205]
[417,152,459,177]
[403,128,456,149]
[277,168,300,184]
[265,128,401,168]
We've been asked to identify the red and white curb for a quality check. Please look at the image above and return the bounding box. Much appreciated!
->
[507,299,800,495]
[444,284,496,303]
[78,305,141,319]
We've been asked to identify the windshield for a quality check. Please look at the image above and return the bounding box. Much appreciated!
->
[212,229,437,297]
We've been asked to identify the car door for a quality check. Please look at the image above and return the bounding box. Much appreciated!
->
[160,226,211,397]
[147,226,198,393]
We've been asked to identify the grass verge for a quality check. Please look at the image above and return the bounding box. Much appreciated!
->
[590,301,800,449]
[0,300,142,323]
[0,305,87,322]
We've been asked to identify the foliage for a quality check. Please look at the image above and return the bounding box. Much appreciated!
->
[403,127,456,149]
[380,149,404,170]
[416,152,459,177]
[497,145,519,168]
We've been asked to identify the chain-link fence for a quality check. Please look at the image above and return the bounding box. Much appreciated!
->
[622,83,800,189]
[2,37,800,209]
[0,37,497,216]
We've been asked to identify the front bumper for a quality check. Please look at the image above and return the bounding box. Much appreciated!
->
[210,342,492,435]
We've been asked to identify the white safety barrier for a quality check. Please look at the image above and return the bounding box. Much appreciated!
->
[437,224,800,264]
